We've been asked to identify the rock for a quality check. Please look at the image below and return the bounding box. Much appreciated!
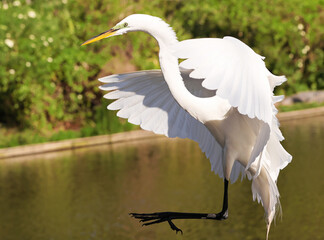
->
[281,90,324,106]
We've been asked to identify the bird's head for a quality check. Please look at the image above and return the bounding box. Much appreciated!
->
[81,14,157,46]
[81,14,177,46]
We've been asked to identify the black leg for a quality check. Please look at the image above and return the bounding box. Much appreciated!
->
[221,178,229,217]
[130,179,229,234]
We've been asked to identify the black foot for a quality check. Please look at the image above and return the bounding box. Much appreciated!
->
[206,210,228,220]
[130,180,229,233]
[130,212,183,234]
[130,210,228,233]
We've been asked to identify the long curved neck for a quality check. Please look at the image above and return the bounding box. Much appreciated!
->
[147,24,206,121]
[158,46,198,114]
[158,36,230,123]
[138,16,230,122]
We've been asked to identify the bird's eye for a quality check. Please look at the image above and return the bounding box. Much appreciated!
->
[124,22,128,27]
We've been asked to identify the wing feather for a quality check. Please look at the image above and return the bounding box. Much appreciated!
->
[100,70,245,182]
[174,37,273,124]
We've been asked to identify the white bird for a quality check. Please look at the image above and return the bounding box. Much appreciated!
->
[82,14,292,239]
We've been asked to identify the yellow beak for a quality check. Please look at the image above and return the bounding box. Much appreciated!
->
[81,28,118,46]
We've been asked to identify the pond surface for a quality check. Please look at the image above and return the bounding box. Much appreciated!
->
[0,116,323,240]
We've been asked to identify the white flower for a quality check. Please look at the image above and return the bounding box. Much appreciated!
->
[18,13,24,19]
[62,0,68,4]
[47,57,53,63]
[288,53,294,59]
[3,3,9,9]
[297,60,303,68]
[26,62,31,67]
[9,69,15,75]
[77,94,83,100]
[29,34,35,40]
[43,41,49,47]
[5,39,14,48]
[48,37,53,43]
[302,45,310,54]
[300,31,306,37]
[297,23,304,31]
[13,1,21,6]
[27,10,36,18]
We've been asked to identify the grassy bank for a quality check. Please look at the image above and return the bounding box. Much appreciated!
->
[0,102,136,148]
[278,102,324,112]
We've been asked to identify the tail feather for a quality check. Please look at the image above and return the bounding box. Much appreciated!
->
[248,73,291,240]
[251,166,280,240]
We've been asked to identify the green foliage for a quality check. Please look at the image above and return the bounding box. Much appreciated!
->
[0,0,323,147]
[1,1,101,128]
[0,0,163,130]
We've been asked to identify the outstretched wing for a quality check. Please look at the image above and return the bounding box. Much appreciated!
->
[174,37,274,125]
[99,70,244,182]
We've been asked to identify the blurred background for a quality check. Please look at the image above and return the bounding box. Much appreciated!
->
[1,1,324,240]
[0,0,323,147]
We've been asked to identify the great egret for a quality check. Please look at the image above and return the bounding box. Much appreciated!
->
[82,14,292,239]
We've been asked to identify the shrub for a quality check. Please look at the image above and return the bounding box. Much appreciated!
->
[0,0,162,131]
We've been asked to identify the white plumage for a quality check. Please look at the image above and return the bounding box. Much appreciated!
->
[99,70,228,180]
[175,37,273,123]
[82,14,292,239]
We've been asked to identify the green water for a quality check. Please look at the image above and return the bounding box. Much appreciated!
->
[0,116,323,240]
